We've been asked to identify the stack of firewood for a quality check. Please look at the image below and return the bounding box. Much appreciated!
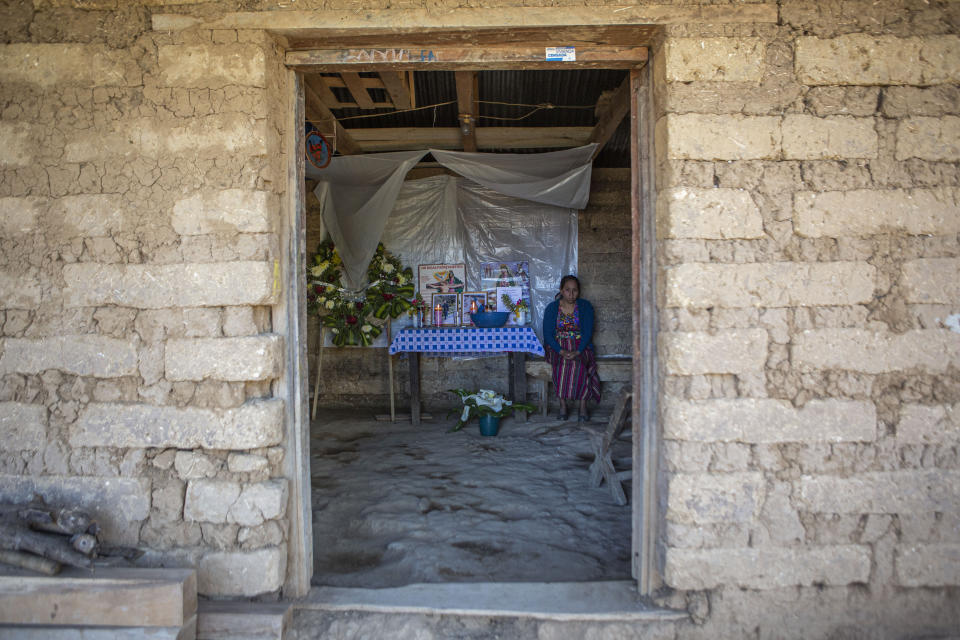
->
[0,500,141,575]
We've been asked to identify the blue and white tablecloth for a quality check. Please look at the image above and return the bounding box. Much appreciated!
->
[389,327,545,356]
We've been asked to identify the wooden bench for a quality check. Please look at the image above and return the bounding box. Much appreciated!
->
[525,356,632,416]
[585,390,632,505]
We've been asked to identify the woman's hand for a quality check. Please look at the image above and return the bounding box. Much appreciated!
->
[560,349,581,361]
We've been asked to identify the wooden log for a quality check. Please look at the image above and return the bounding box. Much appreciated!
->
[0,523,93,570]
[15,505,95,536]
[98,543,144,561]
[0,550,61,575]
[70,533,98,556]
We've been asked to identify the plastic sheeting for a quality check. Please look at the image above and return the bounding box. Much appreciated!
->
[430,143,597,210]
[307,146,588,345]
[311,150,427,290]
[307,146,594,299]
[382,175,578,342]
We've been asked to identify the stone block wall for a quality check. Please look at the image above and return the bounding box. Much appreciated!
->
[1,0,958,633]
[653,3,960,635]
[0,22,292,597]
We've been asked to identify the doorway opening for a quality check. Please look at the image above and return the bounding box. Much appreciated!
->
[283,31,658,597]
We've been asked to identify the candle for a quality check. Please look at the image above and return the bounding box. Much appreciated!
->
[433,303,442,326]
[469,299,478,314]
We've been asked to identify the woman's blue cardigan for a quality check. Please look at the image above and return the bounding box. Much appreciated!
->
[541,298,595,354]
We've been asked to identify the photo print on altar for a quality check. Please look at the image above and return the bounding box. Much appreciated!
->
[419,263,466,296]
[431,293,460,327]
[461,292,487,326]
[481,261,531,322]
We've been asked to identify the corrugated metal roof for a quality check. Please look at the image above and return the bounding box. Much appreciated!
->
[328,69,631,167]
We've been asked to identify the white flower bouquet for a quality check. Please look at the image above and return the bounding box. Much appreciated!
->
[448,388,536,432]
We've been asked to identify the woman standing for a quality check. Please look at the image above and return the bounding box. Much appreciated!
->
[541,275,601,421]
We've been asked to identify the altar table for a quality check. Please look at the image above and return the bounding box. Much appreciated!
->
[388,327,545,425]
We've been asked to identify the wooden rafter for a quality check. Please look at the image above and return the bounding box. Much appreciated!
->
[339,72,376,109]
[454,71,477,152]
[344,126,592,153]
[378,71,413,110]
[303,80,361,155]
[587,73,631,159]
[310,73,411,110]
[295,39,646,160]
[305,76,341,109]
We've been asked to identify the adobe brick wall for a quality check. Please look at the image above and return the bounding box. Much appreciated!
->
[651,2,960,635]
[0,0,958,632]
[0,13,290,597]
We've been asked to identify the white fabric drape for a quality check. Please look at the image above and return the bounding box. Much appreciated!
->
[430,143,596,210]
[306,145,593,307]
[380,175,577,340]
[311,150,427,290]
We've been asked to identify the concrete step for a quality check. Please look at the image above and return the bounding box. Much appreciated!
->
[0,567,197,628]
[293,581,688,639]
[197,600,292,640]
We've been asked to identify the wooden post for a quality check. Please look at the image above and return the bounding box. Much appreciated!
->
[511,352,528,423]
[408,353,421,426]
[387,319,396,423]
[310,326,327,421]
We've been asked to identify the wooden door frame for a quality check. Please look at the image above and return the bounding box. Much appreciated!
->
[284,33,660,598]
[631,62,659,596]
[282,71,314,598]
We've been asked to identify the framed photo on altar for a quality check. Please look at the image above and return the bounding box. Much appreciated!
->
[419,263,466,295]
[496,286,523,325]
[481,261,531,324]
[461,292,487,327]
[431,293,460,327]
[481,261,529,291]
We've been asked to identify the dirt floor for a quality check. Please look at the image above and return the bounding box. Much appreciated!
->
[309,411,633,588]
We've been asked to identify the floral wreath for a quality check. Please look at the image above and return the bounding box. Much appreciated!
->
[307,238,415,346]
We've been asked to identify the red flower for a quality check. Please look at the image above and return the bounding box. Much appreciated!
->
[383,293,395,301]
[346,315,358,324]
[314,285,325,293]
[355,301,364,310]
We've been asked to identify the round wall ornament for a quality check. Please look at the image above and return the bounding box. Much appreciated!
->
[306,129,332,169]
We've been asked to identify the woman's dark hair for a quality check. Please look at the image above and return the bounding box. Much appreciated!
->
[555,274,581,300]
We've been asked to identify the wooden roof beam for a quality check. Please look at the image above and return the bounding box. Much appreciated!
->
[346,126,592,152]
[304,75,341,109]
[587,73,632,159]
[286,45,648,71]
[455,70,477,152]
[303,80,361,155]
[378,71,413,110]
[339,72,376,109]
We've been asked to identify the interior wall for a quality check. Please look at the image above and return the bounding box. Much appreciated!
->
[305,169,632,413]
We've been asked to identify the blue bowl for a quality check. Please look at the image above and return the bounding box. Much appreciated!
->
[470,311,509,328]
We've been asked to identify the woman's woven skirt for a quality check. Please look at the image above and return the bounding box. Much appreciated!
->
[545,336,601,402]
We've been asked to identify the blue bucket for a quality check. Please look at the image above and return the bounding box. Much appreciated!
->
[478,415,501,436]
